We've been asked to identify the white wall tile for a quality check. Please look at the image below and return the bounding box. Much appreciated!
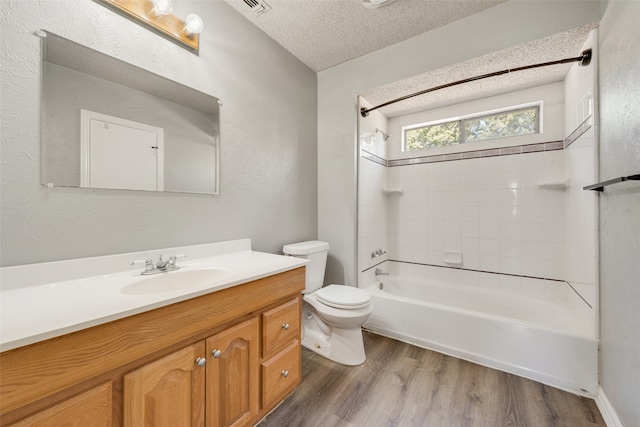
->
[359,81,600,294]
[521,258,545,278]
[499,275,522,293]
[481,238,500,255]
[461,221,480,238]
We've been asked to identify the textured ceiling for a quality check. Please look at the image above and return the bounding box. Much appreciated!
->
[360,23,599,117]
[223,0,507,71]
[222,0,598,117]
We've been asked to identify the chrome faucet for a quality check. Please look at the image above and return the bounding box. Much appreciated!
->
[371,248,388,259]
[375,268,389,277]
[131,254,186,275]
[155,254,171,270]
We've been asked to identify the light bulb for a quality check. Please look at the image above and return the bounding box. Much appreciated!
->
[184,14,204,36]
[151,0,173,16]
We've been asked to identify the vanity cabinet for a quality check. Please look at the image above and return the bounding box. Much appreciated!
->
[123,343,206,427]
[9,383,112,427]
[206,317,259,427]
[0,267,304,427]
[260,298,301,409]
[123,317,261,427]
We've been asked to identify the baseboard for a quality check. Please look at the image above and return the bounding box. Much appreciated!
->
[596,386,624,427]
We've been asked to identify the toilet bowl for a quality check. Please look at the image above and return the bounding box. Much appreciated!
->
[283,241,372,366]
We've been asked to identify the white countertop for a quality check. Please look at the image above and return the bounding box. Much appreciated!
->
[0,239,307,352]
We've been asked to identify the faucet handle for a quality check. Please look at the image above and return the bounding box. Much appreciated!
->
[131,258,154,272]
[168,254,186,269]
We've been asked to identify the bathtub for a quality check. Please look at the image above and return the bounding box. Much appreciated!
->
[362,275,598,396]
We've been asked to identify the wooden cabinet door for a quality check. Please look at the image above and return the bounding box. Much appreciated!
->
[123,342,205,427]
[10,382,112,427]
[206,317,259,427]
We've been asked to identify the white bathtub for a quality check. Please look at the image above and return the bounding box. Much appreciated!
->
[362,275,598,396]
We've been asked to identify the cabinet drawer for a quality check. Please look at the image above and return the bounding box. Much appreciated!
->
[261,341,300,409]
[261,297,300,357]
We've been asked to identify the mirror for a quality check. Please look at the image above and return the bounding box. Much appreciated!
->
[40,30,220,195]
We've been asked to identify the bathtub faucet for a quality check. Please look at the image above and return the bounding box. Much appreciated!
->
[375,268,390,277]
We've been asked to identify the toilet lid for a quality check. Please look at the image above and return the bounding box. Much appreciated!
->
[315,285,371,310]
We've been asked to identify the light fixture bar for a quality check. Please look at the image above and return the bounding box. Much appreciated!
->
[97,0,199,52]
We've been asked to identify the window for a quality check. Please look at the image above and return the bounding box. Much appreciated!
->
[403,104,540,151]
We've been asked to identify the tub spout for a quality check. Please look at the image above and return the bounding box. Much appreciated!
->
[375,268,389,277]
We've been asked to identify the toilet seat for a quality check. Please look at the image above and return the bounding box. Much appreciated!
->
[315,285,371,310]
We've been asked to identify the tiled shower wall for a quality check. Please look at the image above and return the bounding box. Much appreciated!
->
[563,29,599,309]
[385,147,567,280]
[358,69,598,301]
[358,100,389,275]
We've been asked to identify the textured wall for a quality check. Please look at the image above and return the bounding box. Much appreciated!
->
[318,1,603,285]
[598,0,640,425]
[0,0,317,266]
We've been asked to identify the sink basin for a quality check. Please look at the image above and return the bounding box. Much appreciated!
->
[121,268,229,295]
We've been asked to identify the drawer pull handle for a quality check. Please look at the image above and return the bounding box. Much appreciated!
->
[281,370,289,378]
[282,323,290,330]
[196,357,206,367]
[212,349,221,358]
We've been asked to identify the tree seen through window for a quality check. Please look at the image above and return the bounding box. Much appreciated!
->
[404,106,539,151]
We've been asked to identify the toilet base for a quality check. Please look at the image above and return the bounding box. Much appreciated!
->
[302,321,366,366]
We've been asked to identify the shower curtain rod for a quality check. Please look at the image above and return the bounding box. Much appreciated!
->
[360,49,592,118]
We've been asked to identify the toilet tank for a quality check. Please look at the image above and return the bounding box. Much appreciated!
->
[282,241,330,293]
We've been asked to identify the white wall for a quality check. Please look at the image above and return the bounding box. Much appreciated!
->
[318,0,603,286]
[0,0,317,266]
[598,1,640,425]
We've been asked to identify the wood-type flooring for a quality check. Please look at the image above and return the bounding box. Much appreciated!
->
[258,331,605,427]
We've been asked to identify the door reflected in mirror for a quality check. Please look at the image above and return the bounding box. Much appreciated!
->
[40,30,220,195]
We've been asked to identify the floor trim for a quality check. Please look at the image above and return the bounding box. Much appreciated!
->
[596,386,624,427]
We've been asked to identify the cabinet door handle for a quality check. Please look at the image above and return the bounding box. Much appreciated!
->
[212,349,221,358]
[282,323,290,330]
[196,357,206,367]
[281,370,289,378]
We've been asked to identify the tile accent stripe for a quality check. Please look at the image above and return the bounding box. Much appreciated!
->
[565,116,593,148]
[376,259,566,283]
[567,281,593,309]
[362,259,389,273]
[361,149,387,166]
[387,140,565,167]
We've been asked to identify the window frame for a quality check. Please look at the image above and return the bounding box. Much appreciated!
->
[401,102,542,152]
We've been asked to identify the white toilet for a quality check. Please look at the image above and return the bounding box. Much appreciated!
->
[283,241,372,366]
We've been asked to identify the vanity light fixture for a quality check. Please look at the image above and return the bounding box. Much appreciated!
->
[150,0,173,16]
[184,14,204,37]
[97,0,202,53]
